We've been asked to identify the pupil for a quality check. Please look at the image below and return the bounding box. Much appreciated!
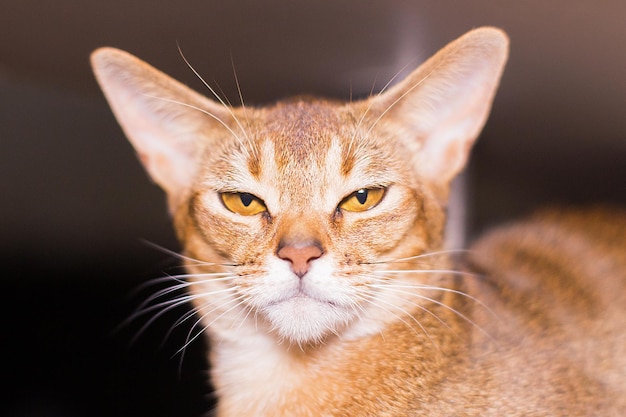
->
[356,189,368,204]
[240,193,254,207]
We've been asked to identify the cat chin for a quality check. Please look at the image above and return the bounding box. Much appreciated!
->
[262,296,354,345]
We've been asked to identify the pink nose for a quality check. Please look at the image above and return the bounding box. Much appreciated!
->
[277,243,323,278]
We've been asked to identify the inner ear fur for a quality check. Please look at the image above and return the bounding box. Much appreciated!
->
[370,27,509,201]
[91,47,232,202]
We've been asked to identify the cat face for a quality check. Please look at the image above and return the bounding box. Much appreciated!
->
[91,27,508,345]
[178,98,439,343]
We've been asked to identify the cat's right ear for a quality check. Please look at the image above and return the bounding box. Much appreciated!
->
[91,47,229,203]
[369,27,509,202]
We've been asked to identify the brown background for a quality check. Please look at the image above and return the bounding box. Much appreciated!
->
[2,1,625,416]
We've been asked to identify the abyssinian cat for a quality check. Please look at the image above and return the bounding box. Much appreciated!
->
[91,27,626,416]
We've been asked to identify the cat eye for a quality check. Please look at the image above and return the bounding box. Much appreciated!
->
[220,192,267,216]
[338,188,386,212]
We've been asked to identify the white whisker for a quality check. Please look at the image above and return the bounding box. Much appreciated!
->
[361,287,455,334]
[354,291,439,349]
[368,280,484,307]
[348,59,420,151]
[384,249,472,263]
[229,53,253,137]
[365,278,496,343]
[134,273,234,310]
[144,94,249,153]
[371,268,477,277]
[363,63,442,139]
[129,287,237,344]
[139,240,224,267]
[177,293,248,356]
[176,45,251,145]
[232,298,255,333]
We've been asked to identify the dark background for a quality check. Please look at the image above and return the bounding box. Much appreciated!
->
[2,1,625,416]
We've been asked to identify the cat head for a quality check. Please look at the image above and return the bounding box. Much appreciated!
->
[92,27,508,345]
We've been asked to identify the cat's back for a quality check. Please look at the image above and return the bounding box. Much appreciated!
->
[465,206,626,415]
[470,206,626,314]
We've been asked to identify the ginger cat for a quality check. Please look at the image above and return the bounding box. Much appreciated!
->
[91,27,626,416]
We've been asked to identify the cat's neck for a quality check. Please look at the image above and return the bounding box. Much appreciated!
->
[208,321,332,416]
[209,286,469,417]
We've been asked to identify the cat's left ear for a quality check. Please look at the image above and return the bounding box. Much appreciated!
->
[91,47,232,207]
[371,27,508,200]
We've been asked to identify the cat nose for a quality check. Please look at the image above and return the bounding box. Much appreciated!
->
[277,241,324,278]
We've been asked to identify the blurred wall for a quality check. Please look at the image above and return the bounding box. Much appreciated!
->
[1,1,624,416]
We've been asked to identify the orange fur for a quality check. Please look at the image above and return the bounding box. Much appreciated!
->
[92,28,625,415]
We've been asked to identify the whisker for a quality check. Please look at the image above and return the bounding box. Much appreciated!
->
[212,79,235,108]
[135,286,236,321]
[144,94,249,153]
[167,290,245,355]
[355,291,439,350]
[363,60,445,140]
[128,287,238,344]
[365,280,496,343]
[366,271,496,318]
[176,44,251,145]
[370,268,478,277]
[375,59,420,99]
[361,249,470,268]
[176,293,247,357]
[351,298,386,341]
[139,239,223,267]
[134,279,192,310]
[171,298,213,370]
[365,70,434,137]
[162,303,204,355]
[361,287,454,334]
[383,249,473,264]
[127,275,186,299]
[348,59,419,151]
[133,272,235,312]
[171,291,248,371]
[232,298,255,333]
[229,53,253,134]
[113,284,189,335]
[369,281,487,309]
[127,294,196,345]
[368,70,380,97]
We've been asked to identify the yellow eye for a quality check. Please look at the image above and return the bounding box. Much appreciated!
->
[220,192,267,216]
[338,188,385,212]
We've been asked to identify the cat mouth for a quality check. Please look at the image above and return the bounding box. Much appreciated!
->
[269,290,339,308]
[261,289,354,344]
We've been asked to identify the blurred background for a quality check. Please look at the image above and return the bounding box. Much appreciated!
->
[2,1,625,416]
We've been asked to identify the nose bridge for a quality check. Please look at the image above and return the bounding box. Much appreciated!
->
[275,213,327,278]
[277,212,324,248]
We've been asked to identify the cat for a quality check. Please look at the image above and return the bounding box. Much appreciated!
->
[91,27,626,416]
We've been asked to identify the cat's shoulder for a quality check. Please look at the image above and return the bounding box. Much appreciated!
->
[465,206,626,409]
[471,205,626,263]
[468,205,626,320]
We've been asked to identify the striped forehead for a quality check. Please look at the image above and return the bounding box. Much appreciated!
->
[217,99,399,211]
[256,136,346,190]
[249,136,394,214]
[264,99,345,164]
[248,100,358,180]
